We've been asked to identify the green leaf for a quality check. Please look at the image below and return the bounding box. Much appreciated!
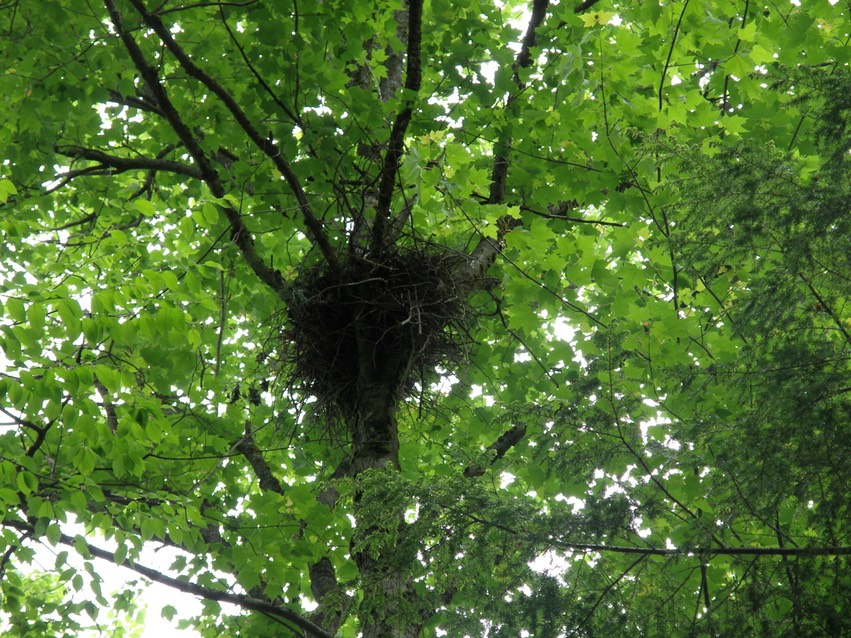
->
[0,178,18,203]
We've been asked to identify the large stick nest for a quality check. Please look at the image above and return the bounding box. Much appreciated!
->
[283,246,472,419]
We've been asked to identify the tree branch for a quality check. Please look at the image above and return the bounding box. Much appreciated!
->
[371,0,424,254]
[107,89,164,116]
[464,424,527,478]
[549,542,851,558]
[232,423,345,634]
[103,0,288,298]
[573,0,602,13]
[1,518,335,638]
[158,0,258,16]
[462,1,550,286]
[127,0,338,270]
[234,421,285,495]
[56,145,203,180]
[216,4,302,127]
[488,0,550,206]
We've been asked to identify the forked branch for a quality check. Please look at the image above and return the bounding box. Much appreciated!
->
[126,0,338,270]
[102,0,288,298]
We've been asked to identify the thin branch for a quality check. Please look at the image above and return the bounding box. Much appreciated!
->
[721,0,750,112]
[107,89,164,116]
[129,142,180,200]
[371,0,424,254]
[548,541,851,558]
[514,0,550,79]
[452,508,851,558]
[658,0,690,111]
[158,0,258,16]
[1,519,335,638]
[461,1,553,296]
[519,204,626,227]
[488,0,550,206]
[56,145,203,180]
[127,0,338,270]
[573,0,602,12]
[93,375,119,433]
[798,272,851,347]
[216,4,302,126]
[494,293,559,387]
[569,555,647,637]
[49,211,97,231]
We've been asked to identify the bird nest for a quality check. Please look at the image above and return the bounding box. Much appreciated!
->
[283,247,472,421]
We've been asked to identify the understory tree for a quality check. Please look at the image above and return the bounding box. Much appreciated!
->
[0,1,849,636]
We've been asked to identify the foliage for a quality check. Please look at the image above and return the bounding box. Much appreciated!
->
[0,564,144,637]
[0,0,849,636]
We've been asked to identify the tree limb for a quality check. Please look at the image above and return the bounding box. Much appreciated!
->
[464,424,527,477]
[56,145,203,180]
[488,0,550,206]
[573,0,602,12]
[103,0,288,298]
[107,89,164,116]
[548,542,851,558]
[462,1,550,285]
[234,421,285,495]
[1,518,335,638]
[127,0,338,270]
[371,0,424,254]
[215,4,302,127]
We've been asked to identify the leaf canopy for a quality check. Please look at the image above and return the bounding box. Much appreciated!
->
[0,0,849,636]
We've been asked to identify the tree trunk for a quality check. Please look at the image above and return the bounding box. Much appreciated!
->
[347,316,424,636]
